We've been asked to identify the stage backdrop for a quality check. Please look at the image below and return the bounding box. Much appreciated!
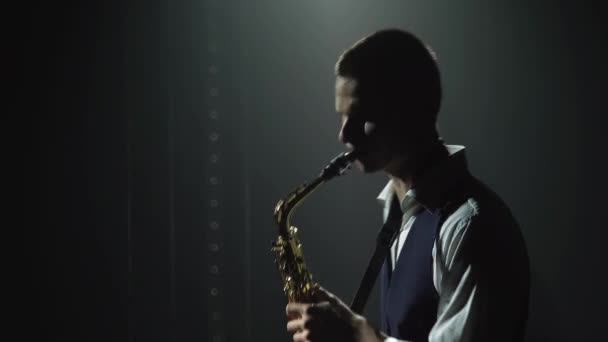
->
[29,1,607,341]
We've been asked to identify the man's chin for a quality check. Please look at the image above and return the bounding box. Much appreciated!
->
[353,158,383,174]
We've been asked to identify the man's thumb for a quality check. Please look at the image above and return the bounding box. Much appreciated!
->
[314,286,340,305]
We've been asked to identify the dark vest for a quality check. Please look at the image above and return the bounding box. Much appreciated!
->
[380,208,441,341]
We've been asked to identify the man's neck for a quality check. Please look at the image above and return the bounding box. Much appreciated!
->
[385,141,448,205]
[389,175,413,206]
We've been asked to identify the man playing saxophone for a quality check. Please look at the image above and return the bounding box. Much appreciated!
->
[285,29,530,342]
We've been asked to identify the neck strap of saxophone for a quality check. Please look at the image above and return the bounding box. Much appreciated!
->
[350,195,403,314]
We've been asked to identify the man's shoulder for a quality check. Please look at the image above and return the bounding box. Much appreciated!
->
[440,177,521,244]
[457,176,517,224]
[441,176,528,259]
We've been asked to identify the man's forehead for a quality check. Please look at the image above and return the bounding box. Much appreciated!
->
[335,76,358,112]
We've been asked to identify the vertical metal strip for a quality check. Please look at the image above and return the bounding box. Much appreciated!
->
[167,0,177,339]
[241,96,253,341]
[236,0,252,338]
[124,2,133,341]
[205,1,223,341]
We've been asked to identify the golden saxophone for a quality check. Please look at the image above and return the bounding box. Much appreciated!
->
[271,151,357,303]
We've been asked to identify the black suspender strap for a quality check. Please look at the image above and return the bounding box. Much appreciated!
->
[350,196,402,314]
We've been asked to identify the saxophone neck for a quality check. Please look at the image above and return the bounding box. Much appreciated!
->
[271,151,357,303]
[319,151,357,181]
[274,151,356,236]
[274,177,324,234]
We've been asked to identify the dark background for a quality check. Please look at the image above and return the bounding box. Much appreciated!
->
[25,0,607,341]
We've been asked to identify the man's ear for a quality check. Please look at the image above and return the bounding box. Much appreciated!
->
[364,121,376,136]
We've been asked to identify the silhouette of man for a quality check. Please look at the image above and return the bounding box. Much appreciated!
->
[285,29,530,342]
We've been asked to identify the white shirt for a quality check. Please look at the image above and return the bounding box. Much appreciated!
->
[377,145,529,342]
[387,189,421,272]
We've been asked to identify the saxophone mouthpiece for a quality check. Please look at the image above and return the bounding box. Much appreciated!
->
[320,151,358,180]
[344,150,360,162]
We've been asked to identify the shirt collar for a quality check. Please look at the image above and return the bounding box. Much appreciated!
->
[376,144,470,212]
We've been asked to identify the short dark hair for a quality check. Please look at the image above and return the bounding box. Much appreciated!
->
[335,29,442,125]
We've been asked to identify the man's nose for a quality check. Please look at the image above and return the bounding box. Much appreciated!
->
[338,119,348,145]
[338,126,345,144]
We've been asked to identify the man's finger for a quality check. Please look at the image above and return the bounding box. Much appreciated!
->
[292,329,309,342]
[314,286,339,304]
[306,301,329,316]
[286,303,309,318]
[312,287,353,319]
[286,318,304,333]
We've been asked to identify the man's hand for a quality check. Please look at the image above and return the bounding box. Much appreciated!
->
[285,286,382,342]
